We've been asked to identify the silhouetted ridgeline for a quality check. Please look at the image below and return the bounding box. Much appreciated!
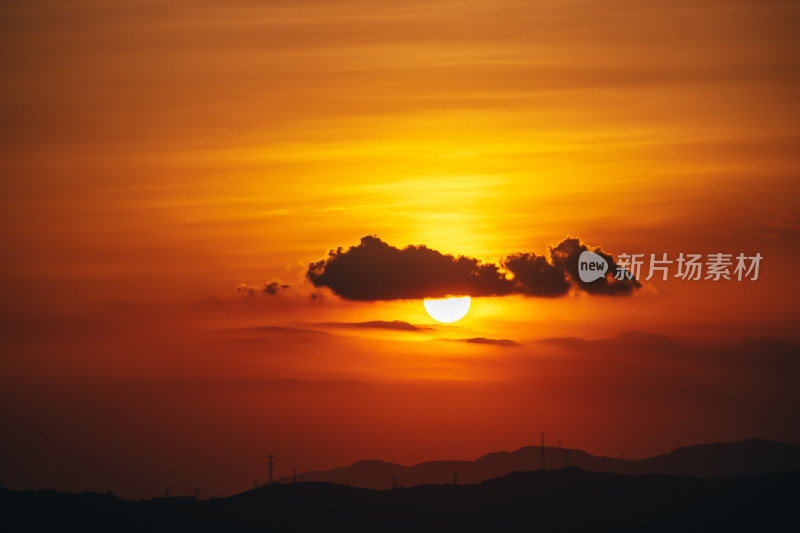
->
[1,469,798,532]
[278,438,800,489]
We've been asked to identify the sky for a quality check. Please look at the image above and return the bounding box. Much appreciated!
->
[1,0,799,498]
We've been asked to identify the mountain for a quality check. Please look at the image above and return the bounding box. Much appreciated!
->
[278,438,800,489]
[2,468,798,532]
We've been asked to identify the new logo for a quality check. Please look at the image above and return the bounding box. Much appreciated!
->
[578,250,609,282]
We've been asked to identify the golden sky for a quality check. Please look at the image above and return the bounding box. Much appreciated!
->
[1,0,799,498]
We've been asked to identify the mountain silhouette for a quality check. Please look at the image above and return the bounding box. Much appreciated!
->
[2,468,797,532]
[278,438,800,489]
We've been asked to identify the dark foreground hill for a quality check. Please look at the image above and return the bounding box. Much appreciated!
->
[280,438,800,489]
[2,468,798,532]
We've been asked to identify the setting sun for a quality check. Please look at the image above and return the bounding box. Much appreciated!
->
[423,296,471,323]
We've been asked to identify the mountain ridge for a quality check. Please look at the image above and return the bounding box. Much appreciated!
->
[278,438,800,489]
[3,468,798,532]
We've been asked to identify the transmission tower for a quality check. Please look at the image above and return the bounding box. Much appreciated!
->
[540,433,545,470]
[267,455,274,485]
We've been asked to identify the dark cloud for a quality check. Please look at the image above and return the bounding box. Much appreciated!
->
[318,320,431,332]
[549,238,641,296]
[458,337,521,347]
[538,330,681,355]
[502,253,570,297]
[307,235,512,301]
[236,326,332,337]
[307,235,640,301]
[236,280,290,296]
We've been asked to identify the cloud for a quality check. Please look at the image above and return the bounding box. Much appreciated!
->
[307,235,512,301]
[236,280,290,296]
[234,326,334,337]
[318,320,431,331]
[538,330,680,355]
[502,252,570,297]
[457,337,521,347]
[549,238,641,296]
[307,235,640,301]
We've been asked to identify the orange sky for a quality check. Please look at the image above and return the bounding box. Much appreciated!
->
[1,0,799,498]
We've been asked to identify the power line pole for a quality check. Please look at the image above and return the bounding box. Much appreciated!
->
[293,468,297,483]
[453,470,458,485]
[267,455,274,485]
[164,486,170,498]
[194,488,200,500]
[540,433,545,471]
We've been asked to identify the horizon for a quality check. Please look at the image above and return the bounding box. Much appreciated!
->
[5,435,793,500]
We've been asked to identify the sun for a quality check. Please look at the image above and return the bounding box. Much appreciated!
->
[423,296,471,323]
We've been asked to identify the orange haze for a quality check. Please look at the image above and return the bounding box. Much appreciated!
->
[1,0,799,498]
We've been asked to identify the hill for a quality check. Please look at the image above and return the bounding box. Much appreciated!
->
[2,468,798,532]
[278,438,800,489]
